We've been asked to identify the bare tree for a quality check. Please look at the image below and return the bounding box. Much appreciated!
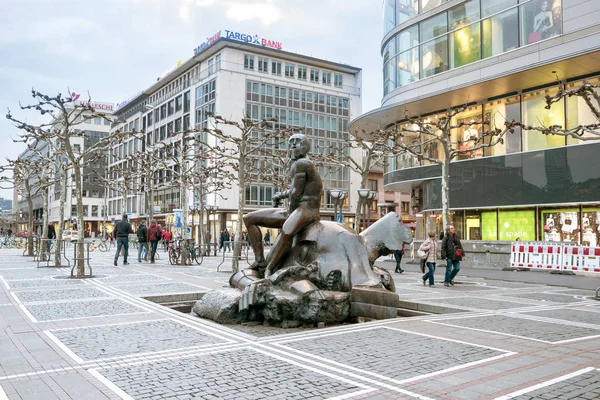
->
[202,114,295,273]
[7,89,133,275]
[316,134,389,232]
[383,104,517,231]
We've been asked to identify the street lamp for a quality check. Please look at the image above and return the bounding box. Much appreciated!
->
[328,189,348,223]
[357,189,377,230]
[205,204,219,256]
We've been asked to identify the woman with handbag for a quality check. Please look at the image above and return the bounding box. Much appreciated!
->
[441,225,464,287]
[418,231,438,287]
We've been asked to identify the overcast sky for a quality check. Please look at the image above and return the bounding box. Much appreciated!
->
[0,0,384,199]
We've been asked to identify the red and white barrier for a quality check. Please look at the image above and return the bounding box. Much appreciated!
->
[511,242,600,274]
[510,243,562,271]
[562,245,600,273]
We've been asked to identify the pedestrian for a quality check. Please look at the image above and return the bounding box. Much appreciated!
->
[264,230,271,246]
[137,221,148,262]
[419,231,439,287]
[162,228,171,243]
[113,214,133,266]
[219,229,225,251]
[223,229,231,252]
[147,219,162,264]
[47,224,56,253]
[442,225,464,287]
[394,244,405,273]
[205,230,211,248]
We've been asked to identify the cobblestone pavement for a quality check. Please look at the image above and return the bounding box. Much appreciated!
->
[0,249,599,400]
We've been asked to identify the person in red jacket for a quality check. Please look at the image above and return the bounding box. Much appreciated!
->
[162,229,172,242]
[146,220,162,263]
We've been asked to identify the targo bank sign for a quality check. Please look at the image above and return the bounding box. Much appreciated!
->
[193,30,283,55]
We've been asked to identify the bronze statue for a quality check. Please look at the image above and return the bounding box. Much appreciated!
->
[243,133,322,276]
[195,133,414,325]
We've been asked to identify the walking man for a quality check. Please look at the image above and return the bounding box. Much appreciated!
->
[442,225,464,287]
[147,220,162,264]
[137,221,148,262]
[114,214,133,266]
[223,229,231,252]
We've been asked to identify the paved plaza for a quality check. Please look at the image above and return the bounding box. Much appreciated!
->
[0,247,599,400]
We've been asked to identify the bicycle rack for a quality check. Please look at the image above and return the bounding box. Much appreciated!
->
[37,239,70,268]
[217,241,249,272]
[70,242,93,278]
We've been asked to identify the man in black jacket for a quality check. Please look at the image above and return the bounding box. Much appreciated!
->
[441,225,464,287]
[113,214,133,266]
[137,222,148,262]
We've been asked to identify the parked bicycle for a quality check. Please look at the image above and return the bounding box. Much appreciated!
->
[168,239,202,265]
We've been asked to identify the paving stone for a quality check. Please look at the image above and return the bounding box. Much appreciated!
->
[438,315,600,342]
[100,349,361,400]
[98,274,167,283]
[281,327,503,380]
[1,269,65,279]
[512,370,600,400]
[523,309,600,326]
[4,279,85,289]
[13,287,110,303]
[499,292,585,304]
[424,296,533,310]
[115,282,204,296]
[24,298,147,321]
[51,319,227,361]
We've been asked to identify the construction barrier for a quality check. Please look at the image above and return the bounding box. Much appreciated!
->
[511,242,600,274]
[562,245,600,274]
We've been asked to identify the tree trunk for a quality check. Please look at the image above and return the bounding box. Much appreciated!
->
[72,164,86,276]
[181,180,189,265]
[441,155,451,234]
[55,167,66,267]
[354,156,371,233]
[232,153,245,273]
[26,192,34,256]
[41,187,49,261]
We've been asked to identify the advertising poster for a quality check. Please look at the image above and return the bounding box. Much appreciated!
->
[498,210,535,241]
[481,211,498,240]
[173,208,183,239]
[582,209,600,247]
[541,209,579,243]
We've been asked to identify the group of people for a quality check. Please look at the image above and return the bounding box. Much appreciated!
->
[394,225,464,288]
[113,214,169,266]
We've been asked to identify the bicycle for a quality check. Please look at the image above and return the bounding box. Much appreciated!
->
[167,239,199,265]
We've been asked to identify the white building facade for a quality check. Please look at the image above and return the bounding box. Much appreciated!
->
[108,34,363,239]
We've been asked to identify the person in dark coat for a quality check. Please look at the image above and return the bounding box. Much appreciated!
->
[441,225,464,287]
[113,214,133,266]
[47,225,56,253]
[146,220,162,263]
[137,222,148,262]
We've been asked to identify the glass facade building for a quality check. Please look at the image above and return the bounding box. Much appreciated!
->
[351,0,600,244]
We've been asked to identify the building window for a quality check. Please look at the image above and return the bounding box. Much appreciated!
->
[368,179,378,192]
[147,112,153,127]
[160,104,167,120]
[285,63,295,78]
[104,119,110,125]
[245,185,274,207]
[183,114,190,130]
[244,54,255,70]
[401,201,409,214]
[160,126,166,141]
[208,58,214,74]
[258,57,268,73]
[310,69,319,83]
[272,60,282,75]
[520,0,562,45]
[334,73,343,88]
[522,88,565,152]
[91,205,98,217]
[175,95,183,112]
[167,100,174,116]
[183,91,190,113]
[175,118,182,132]
[298,66,307,80]
[215,54,221,71]
[322,71,331,85]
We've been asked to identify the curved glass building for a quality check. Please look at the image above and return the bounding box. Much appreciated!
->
[351,0,600,244]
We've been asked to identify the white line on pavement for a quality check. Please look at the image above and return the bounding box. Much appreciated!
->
[425,320,553,344]
[87,368,134,400]
[493,367,596,400]
[43,330,86,364]
[0,383,8,400]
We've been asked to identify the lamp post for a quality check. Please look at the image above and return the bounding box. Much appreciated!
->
[328,189,348,223]
[205,205,219,256]
[357,189,377,230]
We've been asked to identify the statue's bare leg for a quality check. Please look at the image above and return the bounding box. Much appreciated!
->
[243,208,286,269]
[265,205,319,276]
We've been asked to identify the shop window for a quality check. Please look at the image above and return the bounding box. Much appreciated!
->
[421,0,442,13]
[520,0,562,45]
[566,77,600,145]
[396,26,420,86]
[452,105,484,160]
[421,36,448,78]
[498,209,535,241]
[482,8,519,58]
[450,22,481,69]
[582,208,600,247]
[541,208,580,243]
[522,89,565,151]
[465,210,482,240]
[383,39,397,95]
[420,12,447,42]
[483,95,522,156]
[481,211,498,240]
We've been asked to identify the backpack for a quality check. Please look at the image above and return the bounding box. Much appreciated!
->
[137,226,147,242]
